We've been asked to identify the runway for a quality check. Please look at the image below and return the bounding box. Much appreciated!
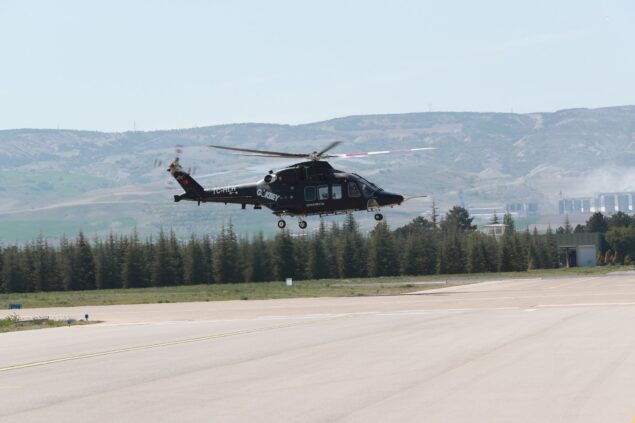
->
[2,274,635,422]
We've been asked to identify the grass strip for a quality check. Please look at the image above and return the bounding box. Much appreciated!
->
[0,266,630,309]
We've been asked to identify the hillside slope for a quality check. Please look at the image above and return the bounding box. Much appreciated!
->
[1,106,634,240]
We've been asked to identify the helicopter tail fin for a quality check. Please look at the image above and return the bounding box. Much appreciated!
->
[168,158,204,196]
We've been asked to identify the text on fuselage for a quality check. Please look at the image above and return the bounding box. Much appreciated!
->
[257,188,280,202]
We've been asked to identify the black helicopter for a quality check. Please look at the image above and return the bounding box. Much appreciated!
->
[168,141,433,229]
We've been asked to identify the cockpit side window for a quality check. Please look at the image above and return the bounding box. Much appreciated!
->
[348,181,361,198]
[359,182,375,198]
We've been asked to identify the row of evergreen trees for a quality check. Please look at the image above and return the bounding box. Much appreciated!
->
[1,207,568,294]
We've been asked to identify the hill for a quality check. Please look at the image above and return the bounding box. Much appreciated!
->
[2,106,635,240]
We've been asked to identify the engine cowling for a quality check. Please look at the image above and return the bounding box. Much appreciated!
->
[264,174,277,183]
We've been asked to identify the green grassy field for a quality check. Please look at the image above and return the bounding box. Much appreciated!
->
[0,266,629,309]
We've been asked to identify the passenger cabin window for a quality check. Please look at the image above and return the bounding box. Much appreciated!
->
[331,184,342,200]
[304,186,316,202]
[318,185,329,200]
[348,182,361,198]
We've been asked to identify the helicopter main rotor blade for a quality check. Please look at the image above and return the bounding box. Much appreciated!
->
[327,147,436,159]
[316,140,342,158]
[232,153,310,158]
[208,144,307,158]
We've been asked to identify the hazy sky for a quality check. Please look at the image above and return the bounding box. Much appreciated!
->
[1,0,633,131]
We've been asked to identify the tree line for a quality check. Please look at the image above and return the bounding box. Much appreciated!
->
[0,207,629,294]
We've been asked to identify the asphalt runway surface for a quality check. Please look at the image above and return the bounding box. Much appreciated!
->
[2,274,635,422]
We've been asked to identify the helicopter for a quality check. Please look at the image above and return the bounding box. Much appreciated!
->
[168,141,433,229]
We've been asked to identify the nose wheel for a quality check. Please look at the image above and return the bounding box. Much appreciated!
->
[374,213,383,221]
[277,219,286,229]
[298,219,307,229]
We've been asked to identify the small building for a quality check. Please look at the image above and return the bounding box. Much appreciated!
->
[482,224,507,238]
[554,232,603,267]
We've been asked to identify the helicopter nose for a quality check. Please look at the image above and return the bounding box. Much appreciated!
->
[376,192,404,206]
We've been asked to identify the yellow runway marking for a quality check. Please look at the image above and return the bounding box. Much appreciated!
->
[0,319,326,373]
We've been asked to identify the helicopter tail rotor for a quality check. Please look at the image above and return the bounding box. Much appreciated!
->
[168,156,204,195]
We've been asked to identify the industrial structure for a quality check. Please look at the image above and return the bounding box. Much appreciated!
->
[559,192,635,215]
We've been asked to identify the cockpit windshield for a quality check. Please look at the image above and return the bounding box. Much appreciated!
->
[352,173,382,197]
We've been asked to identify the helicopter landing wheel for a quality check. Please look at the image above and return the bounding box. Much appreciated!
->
[374,213,384,221]
[298,220,308,229]
[277,219,286,229]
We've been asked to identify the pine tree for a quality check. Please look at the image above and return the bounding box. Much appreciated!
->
[272,230,296,281]
[431,200,439,232]
[46,248,63,291]
[573,224,586,233]
[73,231,96,290]
[544,227,559,268]
[513,231,528,271]
[323,221,341,278]
[19,243,34,292]
[393,216,435,238]
[293,235,309,281]
[438,228,467,275]
[401,234,435,275]
[142,236,155,288]
[442,206,476,233]
[0,246,3,293]
[307,232,328,279]
[586,212,609,233]
[420,231,440,275]
[499,232,514,272]
[338,215,367,278]
[95,236,123,289]
[368,221,399,277]
[105,233,123,288]
[503,213,515,232]
[482,234,499,272]
[246,233,272,282]
[467,232,487,273]
[214,224,241,283]
[122,231,145,288]
[528,228,542,270]
[564,215,572,234]
[2,246,27,293]
[59,235,76,291]
[201,235,214,283]
[184,234,205,285]
[152,229,172,287]
[30,235,48,291]
[608,211,633,229]
[401,235,421,275]
[168,229,184,285]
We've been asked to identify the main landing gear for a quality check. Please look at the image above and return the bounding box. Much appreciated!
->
[276,218,308,229]
[374,213,384,221]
